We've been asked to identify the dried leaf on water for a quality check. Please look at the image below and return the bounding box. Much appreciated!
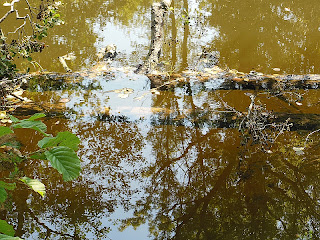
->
[63,52,76,61]
[13,90,23,96]
[114,88,134,94]
[0,119,12,124]
[118,93,129,99]
[0,112,7,120]
[293,147,305,155]
[59,98,70,103]
[150,89,160,95]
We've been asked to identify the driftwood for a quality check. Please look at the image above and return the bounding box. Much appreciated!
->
[135,0,171,74]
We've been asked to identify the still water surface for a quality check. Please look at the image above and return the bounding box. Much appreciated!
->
[1,0,320,239]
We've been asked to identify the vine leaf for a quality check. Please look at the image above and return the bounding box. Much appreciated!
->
[45,147,81,181]
[0,220,15,237]
[20,177,46,197]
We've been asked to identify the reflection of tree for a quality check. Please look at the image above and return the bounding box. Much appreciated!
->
[106,0,153,26]
[120,86,320,239]
[204,0,320,73]
[5,118,145,239]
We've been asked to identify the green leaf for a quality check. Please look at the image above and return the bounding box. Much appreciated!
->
[26,57,32,62]
[45,147,81,181]
[12,120,47,135]
[37,137,52,149]
[38,132,80,150]
[0,220,15,237]
[8,116,19,123]
[0,188,7,203]
[0,181,16,191]
[29,152,46,160]
[20,177,45,197]
[0,127,13,138]
[0,233,23,239]
[27,113,46,121]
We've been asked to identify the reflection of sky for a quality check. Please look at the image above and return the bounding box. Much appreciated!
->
[55,70,225,239]
[62,72,154,122]
[92,19,150,66]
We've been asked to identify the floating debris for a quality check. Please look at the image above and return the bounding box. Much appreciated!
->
[59,98,70,103]
[113,88,134,98]
[293,147,305,155]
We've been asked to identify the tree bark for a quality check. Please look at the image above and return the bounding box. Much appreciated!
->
[135,1,170,74]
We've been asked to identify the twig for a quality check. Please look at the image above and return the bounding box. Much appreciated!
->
[58,56,72,73]
[28,208,75,238]
[304,128,320,147]
[8,92,24,101]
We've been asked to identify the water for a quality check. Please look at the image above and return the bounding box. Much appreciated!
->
[1,0,320,239]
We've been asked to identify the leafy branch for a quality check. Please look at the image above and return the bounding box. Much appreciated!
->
[0,0,63,78]
[0,113,81,239]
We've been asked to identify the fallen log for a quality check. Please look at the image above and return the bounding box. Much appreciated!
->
[147,68,320,90]
[150,111,320,131]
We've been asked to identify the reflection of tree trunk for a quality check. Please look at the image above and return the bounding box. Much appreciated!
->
[135,1,171,74]
[170,0,177,69]
[174,157,238,238]
[179,0,189,71]
[15,189,29,237]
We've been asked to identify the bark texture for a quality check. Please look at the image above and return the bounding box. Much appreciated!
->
[135,1,170,74]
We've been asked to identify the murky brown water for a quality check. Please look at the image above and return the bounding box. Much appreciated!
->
[1,0,320,74]
[1,0,320,239]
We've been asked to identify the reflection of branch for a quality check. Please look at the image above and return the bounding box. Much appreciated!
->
[266,206,287,231]
[0,0,20,24]
[28,208,76,238]
[174,158,237,237]
[24,0,36,16]
[155,129,215,175]
[304,128,320,147]
[267,168,317,209]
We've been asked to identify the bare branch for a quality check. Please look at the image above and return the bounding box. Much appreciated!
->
[304,128,320,147]
[0,10,15,24]
[0,0,21,24]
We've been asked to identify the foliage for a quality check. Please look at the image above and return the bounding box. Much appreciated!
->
[0,0,63,78]
[0,113,81,239]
